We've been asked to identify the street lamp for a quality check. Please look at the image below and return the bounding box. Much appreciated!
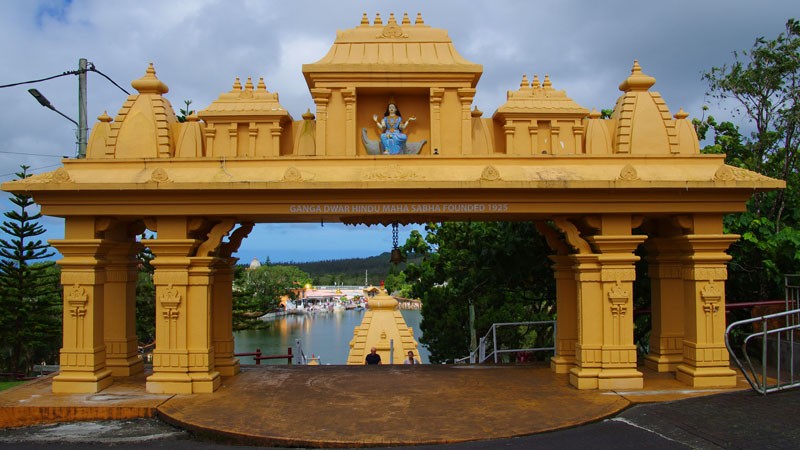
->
[26,58,89,158]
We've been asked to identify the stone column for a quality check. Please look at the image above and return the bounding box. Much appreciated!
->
[144,236,199,394]
[185,256,220,393]
[212,257,239,376]
[549,254,577,374]
[342,88,356,155]
[50,217,113,393]
[644,237,685,372]
[311,88,330,155]
[675,234,739,387]
[103,237,144,377]
[430,88,444,154]
[458,88,475,155]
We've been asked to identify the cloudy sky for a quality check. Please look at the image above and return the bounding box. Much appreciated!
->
[0,0,796,264]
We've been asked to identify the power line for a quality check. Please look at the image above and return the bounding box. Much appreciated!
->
[0,164,62,180]
[0,150,66,158]
[0,62,130,95]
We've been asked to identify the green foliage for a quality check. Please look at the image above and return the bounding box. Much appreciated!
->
[176,100,194,123]
[0,166,62,375]
[701,18,800,300]
[233,263,311,330]
[135,245,156,345]
[402,222,555,363]
[287,251,421,287]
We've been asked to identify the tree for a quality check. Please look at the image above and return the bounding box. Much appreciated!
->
[135,244,156,345]
[0,166,62,376]
[232,263,311,330]
[402,222,555,363]
[699,18,800,300]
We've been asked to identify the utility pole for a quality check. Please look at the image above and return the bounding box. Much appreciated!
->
[78,58,88,158]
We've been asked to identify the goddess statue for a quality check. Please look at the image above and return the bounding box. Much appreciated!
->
[372,102,416,155]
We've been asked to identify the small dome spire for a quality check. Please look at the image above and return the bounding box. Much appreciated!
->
[471,105,483,117]
[231,77,242,91]
[415,12,424,25]
[374,13,383,25]
[618,60,656,92]
[302,108,315,120]
[674,108,689,119]
[532,74,541,89]
[543,74,552,89]
[588,108,602,119]
[520,74,530,90]
[388,13,397,24]
[360,12,369,25]
[244,77,254,91]
[130,63,168,95]
[97,111,112,123]
[402,12,411,25]
[257,77,267,90]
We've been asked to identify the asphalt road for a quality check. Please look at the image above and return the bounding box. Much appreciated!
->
[1,388,798,449]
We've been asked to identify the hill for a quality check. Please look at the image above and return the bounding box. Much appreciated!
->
[277,252,410,286]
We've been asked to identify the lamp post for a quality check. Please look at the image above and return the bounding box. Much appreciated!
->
[26,58,89,158]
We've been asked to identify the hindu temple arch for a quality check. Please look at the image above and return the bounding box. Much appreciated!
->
[2,12,783,394]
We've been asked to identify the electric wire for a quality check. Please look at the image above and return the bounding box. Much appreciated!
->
[0,63,130,95]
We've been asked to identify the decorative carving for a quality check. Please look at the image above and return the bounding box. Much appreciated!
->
[362,165,422,181]
[66,283,89,348]
[52,167,72,183]
[196,219,236,257]
[150,168,170,183]
[552,218,592,254]
[534,221,570,255]
[220,222,254,258]
[159,284,182,310]
[283,167,303,182]
[66,283,89,308]
[480,165,501,181]
[701,280,722,314]
[714,165,773,181]
[601,268,636,282]
[377,14,408,39]
[608,280,630,316]
[618,164,640,181]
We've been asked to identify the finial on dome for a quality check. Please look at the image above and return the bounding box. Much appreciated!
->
[588,108,602,119]
[471,105,483,118]
[674,108,689,120]
[618,59,656,92]
[97,111,112,123]
[388,13,397,24]
[360,12,369,26]
[302,108,315,120]
[415,12,424,25]
[185,113,199,122]
[532,74,541,89]
[257,77,267,90]
[402,12,411,25]
[130,63,169,95]
[543,74,552,89]
[232,77,242,91]
[374,13,383,25]
[244,77,254,91]
[520,74,530,90]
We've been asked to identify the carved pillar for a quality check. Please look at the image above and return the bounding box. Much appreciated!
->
[550,255,578,373]
[144,218,235,394]
[212,257,238,376]
[644,237,685,372]
[342,88,356,155]
[269,123,282,157]
[503,123,515,154]
[102,230,144,377]
[50,218,113,393]
[228,123,238,156]
[311,88,331,155]
[675,234,739,387]
[214,222,253,376]
[248,122,258,156]
[205,126,216,156]
[185,256,220,393]
[430,88,444,154]
[528,123,539,155]
[458,88,475,155]
[144,237,198,394]
[556,216,645,390]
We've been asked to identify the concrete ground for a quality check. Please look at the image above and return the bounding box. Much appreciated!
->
[1,363,781,449]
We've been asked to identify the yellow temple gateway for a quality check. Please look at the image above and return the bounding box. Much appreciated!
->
[2,12,784,394]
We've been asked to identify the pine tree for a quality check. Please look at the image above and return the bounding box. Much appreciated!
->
[0,166,61,376]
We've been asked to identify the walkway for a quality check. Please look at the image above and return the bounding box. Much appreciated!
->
[0,364,752,448]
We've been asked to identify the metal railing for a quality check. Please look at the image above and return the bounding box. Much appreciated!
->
[455,320,556,364]
[725,307,800,394]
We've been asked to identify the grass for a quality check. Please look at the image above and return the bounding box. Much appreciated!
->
[0,380,24,391]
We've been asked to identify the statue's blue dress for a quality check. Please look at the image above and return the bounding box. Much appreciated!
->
[380,116,407,154]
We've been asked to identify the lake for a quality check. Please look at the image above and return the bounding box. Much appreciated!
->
[233,309,430,365]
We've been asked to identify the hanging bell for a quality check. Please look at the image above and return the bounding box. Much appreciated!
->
[390,247,405,265]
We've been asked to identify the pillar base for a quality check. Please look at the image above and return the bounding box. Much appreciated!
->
[215,357,241,377]
[106,356,145,377]
[644,353,683,373]
[550,355,575,374]
[52,369,114,394]
[569,367,600,390]
[598,368,643,390]
[676,364,737,388]
[146,371,222,394]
